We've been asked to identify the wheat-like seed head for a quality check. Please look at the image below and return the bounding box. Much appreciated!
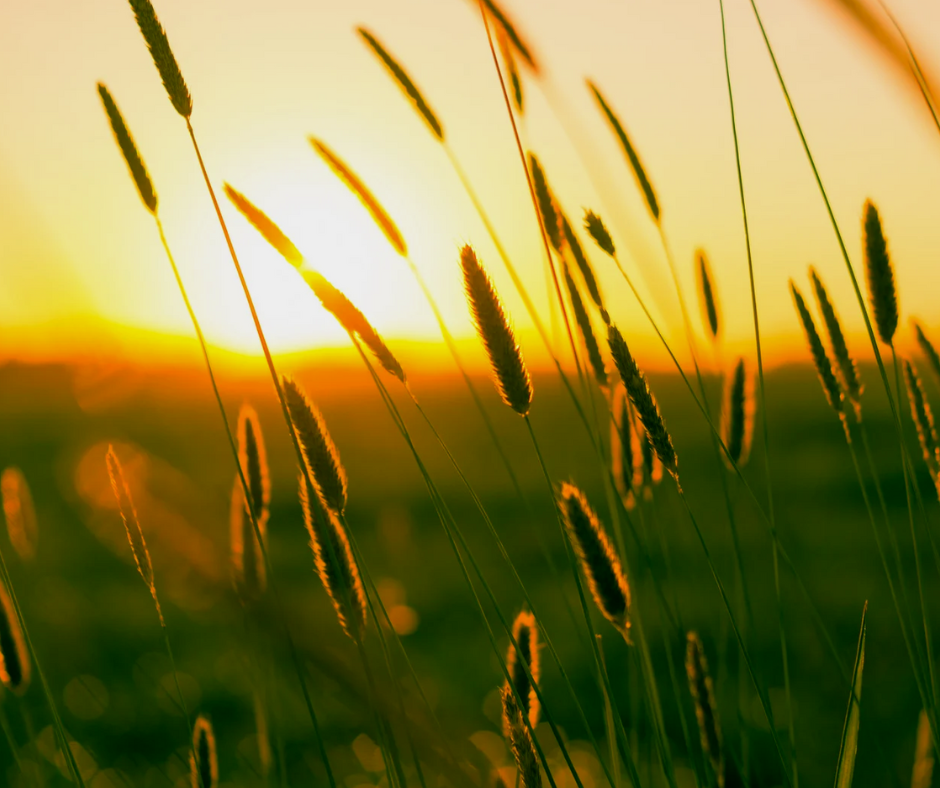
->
[237,405,270,526]
[496,30,524,113]
[282,377,348,515]
[504,610,540,735]
[106,446,156,598]
[357,28,444,141]
[528,154,563,253]
[913,320,940,387]
[300,270,406,382]
[562,263,607,388]
[223,184,304,268]
[686,632,724,788]
[500,685,542,788]
[791,282,845,415]
[299,476,366,640]
[611,385,641,510]
[230,480,266,603]
[191,715,218,788]
[584,210,615,258]
[695,250,721,342]
[903,360,940,476]
[127,0,192,118]
[562,215,604,316]
[460,245,532,415]
[0,580,29,697]
[720,358,755,470]
[1,468,38,562]
[863,200,899,345]
[97,83,158,214]
[607,324,677,476]
[558,482,631,637]
[809,266,863,418]
[479,0,540,74]
[587,81,659,221]
[309,137,407,256]
[639,414,664,496]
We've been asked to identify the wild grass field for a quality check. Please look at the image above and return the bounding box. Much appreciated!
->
[3,0,940,787]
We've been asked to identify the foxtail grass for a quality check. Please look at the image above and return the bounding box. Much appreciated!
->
[810,267,863,419]
[501,686,542,788]
[299,475,366,640]
[912,709,934,788]
[497,30,524,114]
[1,469,38,562]
[529,153,563,252]
[686,633,724,788]
[98,84,157,213]
[791,282,845,416]
[558,483,631,638]
[913,320,940,386]
[562,215,604,316]
[283,377,348,516]
[903,360,940,480]
[0,580,29,697]
[505,610,540,733]
[563,263,607,388]
[612,385,641,509]
[696,251,721,343]
[127,0,191,118]
[223,184,303,267]
[863,200,899,345]
[720,358,754,469]
[231,481,266,603]
[461,245,532,415]
[477,0,540,73]
[191,715,218,788]
[238,405,270,526]
[309,136,407,255]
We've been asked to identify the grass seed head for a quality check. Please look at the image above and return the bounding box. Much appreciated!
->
[809,266,863,418]
[695,250,720,342]
[607,324,677,476]
[500,685,542,788]
[863,200,899,345]
[903,360,940,476]
[461,245,532,415]
[686,632,724,788]
[558,482,631,637]
[504,610,540,734]
[224,184,304,268]
[721,358,754,469]
[913,320,940,387]
[299,475,366,639]
[584,210,615,258]
[0,581,29,696]
[237,405,270,527]
[97,83,158,214]
[790,281,844,415]
[230,480,266,603]
[479,0,540,74]
[106,446,156,598]
[301,270,406,382]
[1,468,38,562]
[191,715,218,788]
[528,154,563,253]
[587,81,659,221]
[563,263,607,388]
[310,137,407,256]
[127,0,192,118]
[912,708,934,788]
[283,377,348,515]
[357,28,443,141]
[611,386,641,509]
[497,30,524,113]
[562,215,604,315]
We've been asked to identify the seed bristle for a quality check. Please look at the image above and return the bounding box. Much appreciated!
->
[558,482,631,637]
[106,446,157,598]
[283,377,348,515]
[299,475,366,639]
[500,685,542,788]
[127,0,192,118]
[1,468,38,562]
[98,83,158,214]
[460,245,532,416]
[863,199,899,345]
[309,137,407,256]
[224,184,304,268]
[587,81,659,221]
[357,27,444,141]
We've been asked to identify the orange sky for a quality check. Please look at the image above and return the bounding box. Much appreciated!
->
[1,0,939,371]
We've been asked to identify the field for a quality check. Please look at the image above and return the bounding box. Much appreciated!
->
[0,355,933,788]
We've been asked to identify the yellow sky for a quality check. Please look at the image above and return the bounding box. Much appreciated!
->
[0,0,939,370]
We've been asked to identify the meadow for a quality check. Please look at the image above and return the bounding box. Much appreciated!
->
[1,0,940,787]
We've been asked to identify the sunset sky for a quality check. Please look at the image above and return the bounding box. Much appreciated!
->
[1,0,939,370]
